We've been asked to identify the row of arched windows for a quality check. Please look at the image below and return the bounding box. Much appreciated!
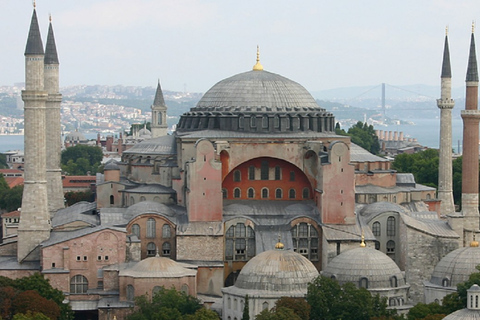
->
[291,223,319,261]
[146,242,171,257]
[224,187,310,199]
[131,220,171,239]
[233,165,287,182]
[372,217,396,237]
[225,223,255,261]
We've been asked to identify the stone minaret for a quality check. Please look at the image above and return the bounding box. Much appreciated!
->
[151,80,168,138]
[437,30,455,215]
[45,16,64,215]
[18,7,51,262]
[461,26,480,230]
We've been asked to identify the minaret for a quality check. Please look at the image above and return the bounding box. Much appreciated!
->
[45,15,64,215]
[461,24,480,230]
[151,80,168,138]
[437,28,455,215]
[18,6,51,262]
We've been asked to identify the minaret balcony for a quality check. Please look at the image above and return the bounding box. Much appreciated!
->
[436,99,455,109]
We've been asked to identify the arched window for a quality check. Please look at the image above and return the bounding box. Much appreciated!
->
[228,297,231,309]
[130,196,135,205]
[250,116,256,127]
[387,240,395,259]
[426,194,431,200]
[162,242,171,256]
[262,115,268,128]
[274,166,281,180]
[291,223,319,261]
[390,276,398,288]
[289,188,296,199]
[147,218,156,238]
[261,188,269,199]
[222,188,227,199]
[387,216,396,236]
[181,284,189,295]
[147,242,156,256]
[275,188,283,199]
[262,302,269,310]
[372,222,381,236]
[70,275,88,294]
[110,195,114,205]
[239,116,244,129]
[359,277,369,289]
[127,285,135,301]
[233,170,241,182]
[162,224,171,238]
[274,115,280,128]
[442,278,450,287]
[140,196,146,202]
[234,188,241,198]
[225,223,255,261]
[302,188,310,199]
[261,161,269,180]
[132,224,140,238]
[157,112,162,125]
[247,188,255,198]
[248,166,255,180]
[374,241,380,250]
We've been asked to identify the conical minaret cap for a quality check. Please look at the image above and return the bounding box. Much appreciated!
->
[441,34,452,78]
[466,31,479,82]
[45,19,59,64]
[153,80,166,106]
[25,9,44,55]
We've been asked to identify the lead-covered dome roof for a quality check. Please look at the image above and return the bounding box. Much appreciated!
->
[322,247,406,289]
[430,245,480,287]
[177,70,335,133]
[233,249,319,292]
[120,256,196,278]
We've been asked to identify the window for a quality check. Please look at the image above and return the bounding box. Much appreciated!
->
[70,275,88,294]
[275,188,283,199]
[110,195,114,205]
[233,170,241,182]
[162,242,171,256]
[147,218,156,238]
[261,188,269,199]
[290,171,295,181]
[247,188,255,198]
[262,302,269,310]
[153,286,161,296]
[132,224,140,238]
[147,242,156,257]
[262,115,268,128]
[291,223,319,261]
[234,188,241,198]
[442,278,450,287]
[374,241,380,250]
[140,196,146,202]
[387,240,395,260]
[222,188,227,199]
[261,161,269,180]
[390,276,398,288]
[302,188,310,199]
[250,116,256,127]
[130,196,135,205]
[274,115,280,128]
[225,223,255,261]
[387,216,395,236]
[162,224,171,238]
[289,189,296,199]
[274,166,281,180]
[239,116,244,129]
[372,222,381,236]
[359,277,369,289]
[127,285,135,301]
[157,112,162,125]
[248,166,255,180]
[97,281,104,289]
[181,284,189,295]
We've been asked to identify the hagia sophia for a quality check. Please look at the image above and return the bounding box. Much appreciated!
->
[3,5,480,320]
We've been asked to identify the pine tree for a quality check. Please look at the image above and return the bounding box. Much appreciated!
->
[242,295,249,320]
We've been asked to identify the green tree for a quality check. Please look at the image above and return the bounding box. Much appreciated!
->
[183,308,220,320]
[347,121,380,155]
[241,295,249,320]
[12,290,60,320]
[254,307,301,320]
[0,185,23,212]
[0,154,9,169]
[64,190,93,206]
[61,145,103,176]
[13,311,51,320]
[274,297,309,320]
[407,302,445,320]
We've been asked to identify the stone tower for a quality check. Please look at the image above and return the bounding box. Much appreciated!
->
[461,27,480,230]
[45,17,64,215]
[437,31,455,215]
[17,7,51,262]
[151,80,168,138]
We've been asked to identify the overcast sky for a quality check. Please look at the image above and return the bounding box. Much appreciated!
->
[2,1,480,93]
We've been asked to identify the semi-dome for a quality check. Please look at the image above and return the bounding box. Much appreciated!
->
[120,256,196,278]
[124,200,175,220]
[322,247,406,289]
[176,69,335,133]
[430,244,480,287]
[233,248,319,292]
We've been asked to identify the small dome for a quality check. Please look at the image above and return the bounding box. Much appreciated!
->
[104,161,120,171]
[234,249,319,292]
[138,127,151,137]
[430,246,480,287]
[65,130,86,141]
[322,247,405,289]
[120,256,196,278]
[442,308,480,319]
[124,200,175,220]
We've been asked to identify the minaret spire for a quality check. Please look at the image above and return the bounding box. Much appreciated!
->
[151,79,168,138]
[45,15,64,215]
[25,8,44,56]
[461,26,480,230]
[437,29,455,215]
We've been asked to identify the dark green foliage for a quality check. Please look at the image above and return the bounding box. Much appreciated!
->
[335,121,380,154]
[241,295,249,320]
[306,276,397,320]
[127,287,218,320]
[254,307,301,320]
[0,174,23,212]
[13,311,51,320]
[274,297,310,320]
[406,303,445,320]
[61,145,103,175]
[64,190,93,206]
[0,154,9,169]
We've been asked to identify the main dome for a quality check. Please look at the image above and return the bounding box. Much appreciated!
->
[177,70,335,133]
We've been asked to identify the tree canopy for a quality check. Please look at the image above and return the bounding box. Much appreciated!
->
[61,144,103,176]
[0,174,23,212]
[336,121,380,155]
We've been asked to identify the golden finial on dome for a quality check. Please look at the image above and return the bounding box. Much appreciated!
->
[360,229,366,248]
[275,235,284,250]
[253,45,264,71]
[473,21,476,34]
[446,25,448,36]
[471,234,479,247]
[33,0,36,8]
[49,14,52,23]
